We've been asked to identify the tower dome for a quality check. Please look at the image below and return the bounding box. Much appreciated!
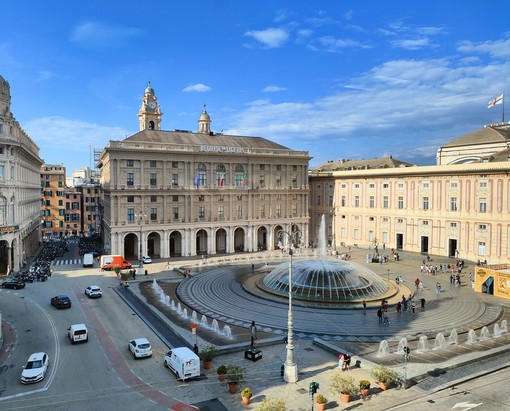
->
[198,104,211,134]
[144,81,155,96]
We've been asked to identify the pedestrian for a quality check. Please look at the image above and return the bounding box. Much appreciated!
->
[411,300,416,314]
[343,353,351,370]
[420,298,426,311]
[415,278,420,289]
[456,274,461,287]
[377,308,383,323]
[403,297,408,312]
[338,353,344,369]
[383,310,390,324]
[362,300,366,315]
[396,301,402,313]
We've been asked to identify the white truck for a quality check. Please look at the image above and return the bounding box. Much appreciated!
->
[164,347,200,380]
[83,253,94,267]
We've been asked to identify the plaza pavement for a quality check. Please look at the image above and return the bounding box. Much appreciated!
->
[124,246,510,410]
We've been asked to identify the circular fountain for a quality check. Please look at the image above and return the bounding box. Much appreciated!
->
[260,215,394,303]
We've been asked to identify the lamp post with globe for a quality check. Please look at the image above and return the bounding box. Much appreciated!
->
[278,227,301,383]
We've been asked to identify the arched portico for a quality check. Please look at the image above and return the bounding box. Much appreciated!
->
[147,231,161,258]
[256,226,268,251]
[196,229,208,255]
[169,231,183,257]
[234,227,245,252]
[215,228,227,254]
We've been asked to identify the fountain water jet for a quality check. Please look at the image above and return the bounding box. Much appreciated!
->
[417,335,428,353]
[433,333,446,349]
[466,329,477,344]
[396,337,408,354]
[494,323,502,338]
[171,301,176,310]
[191,311,198,323]
[377,340,390,357]
[200,315,208,328]
[211,319,219,333]
[480,326,489,340]
[222,325,232,338]
[501,320,508,333]
[448,329,458,345]
[177,303,183,315]
[182,308,188,319]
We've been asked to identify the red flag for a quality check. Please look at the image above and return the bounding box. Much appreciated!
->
[488,94,503,108]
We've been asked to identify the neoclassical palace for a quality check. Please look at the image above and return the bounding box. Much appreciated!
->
[98,83,310,259]
[309,123,510,266]
[0,75,43,274]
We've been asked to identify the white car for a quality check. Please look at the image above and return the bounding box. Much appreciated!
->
[85,285,102,298]
[128,338,152,359]
[142,256,152,264]
[21,352,49,384]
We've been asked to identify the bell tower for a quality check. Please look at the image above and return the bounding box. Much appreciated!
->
[138,81,162,131]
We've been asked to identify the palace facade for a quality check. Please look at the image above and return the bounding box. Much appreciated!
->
[309,124,510,266]
[98,83,310,259]
[0,75,43,274]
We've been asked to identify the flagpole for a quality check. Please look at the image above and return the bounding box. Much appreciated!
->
[503,91,505,123]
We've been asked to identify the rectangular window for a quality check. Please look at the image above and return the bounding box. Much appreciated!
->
[423,197,429,210]
[237,205,242,218]
[479,224,487,230]
[0,165,4,178]
[328,195,333,207]
[479,182,487,188]
[369,196,375,208]
[260,164,265,170]
[422,220,429,225]
[450,222,457,227]
[383,196,389,208]
[150,160,157,167]
[479,198,487,213]
[127,208,135,222]
[172,195,179,202]
[450,197,458,211]
[292,176,297,187]
[172,161,178,168]
[292,204,297,215]
[172,173,178,186]
[127,160,134,167]
[150,208,157,221]
[172,207,179,219]
[218,205,224,219]
[369,184,375,188]
[317,195,321,206]
[150,172,157,186]
[199,195,204,202]
[341,196,346,207]
[354,196,360,207]
[276,176,281,187]
[127,173,134,186]
[276,165,282,170]
[198,206,205,219]
[150,195,157,202]
[259,175,265,188]
[260,205,265,218]
[276,205,281,217]
[398,196,404,209]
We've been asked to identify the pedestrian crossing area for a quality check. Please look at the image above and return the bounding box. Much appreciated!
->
[52,259,88,266]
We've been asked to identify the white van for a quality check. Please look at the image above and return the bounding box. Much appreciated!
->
[164,347,200,380]
[83,253,94,267]
[68,324,88,344]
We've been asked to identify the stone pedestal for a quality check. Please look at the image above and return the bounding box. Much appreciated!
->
[244,349,262,362]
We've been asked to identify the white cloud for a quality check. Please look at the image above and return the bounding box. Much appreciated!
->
[318,36,371,52]
[70,21,141,47]
[24,116,128,155]
[262,85,287,93]
[182,83,212,93]
[457,36,510,59]
[244,28,289,48]
[391,37,433,50]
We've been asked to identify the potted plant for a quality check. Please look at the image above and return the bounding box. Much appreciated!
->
[256,397,287,411]
[241,387,253,405]
[371,364,398,391]
[217,365,227,382]
[119,269,130,287]
[224,365,246,393]
[359,379,371,396]
[199,345,218,369]
[330,374,358,403]
[316,394,328,411]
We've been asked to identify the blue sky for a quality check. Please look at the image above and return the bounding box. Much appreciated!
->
[1,1,509,175]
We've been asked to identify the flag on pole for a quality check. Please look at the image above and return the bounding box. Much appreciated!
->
[194,172,199,189]
[219,173,225,187]
[488,94,504,108]
[241,172,247,188]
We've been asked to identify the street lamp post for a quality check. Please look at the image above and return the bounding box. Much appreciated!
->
[279,228,300,383]
[137,208,145,274]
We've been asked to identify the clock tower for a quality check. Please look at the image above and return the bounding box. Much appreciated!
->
[138,81,162,131]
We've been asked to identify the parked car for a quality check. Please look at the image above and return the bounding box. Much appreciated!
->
[128,338,153,359]
[2,279,25,289]
[85,285,102,298]
[142,256,152,264]
[51,295,72,309]
[20,352,49,384]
